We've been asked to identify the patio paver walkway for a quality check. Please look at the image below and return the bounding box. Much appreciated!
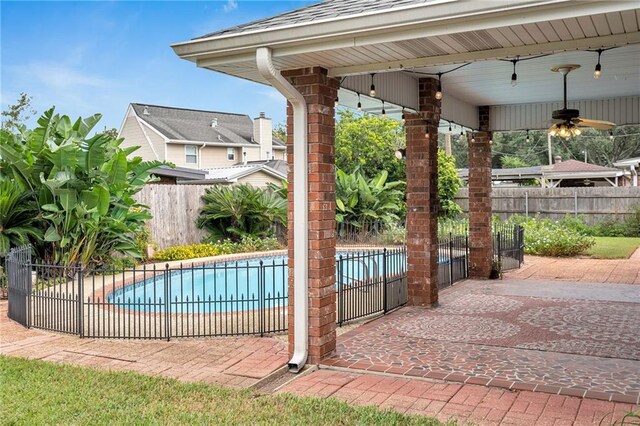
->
[0,300,287,388]
[322,278,640,405]
[278,368,638,425]
[504,255,640,284]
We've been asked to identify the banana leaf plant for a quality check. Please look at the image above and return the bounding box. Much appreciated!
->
[0,107,162,269]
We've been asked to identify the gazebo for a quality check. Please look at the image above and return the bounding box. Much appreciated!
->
[172,0,640,371]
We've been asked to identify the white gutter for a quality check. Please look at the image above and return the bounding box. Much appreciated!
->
[256,47,308,373]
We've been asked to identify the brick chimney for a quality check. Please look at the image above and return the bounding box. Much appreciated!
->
[253,112,273,161]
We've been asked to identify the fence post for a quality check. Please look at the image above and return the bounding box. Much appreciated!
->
[77,264,84,338]
[465,234,469,277]
[26,248,32,329]
[382,249,388,314]
[337,255,343,326]
[497,232,502,268]
[448,232,454,287]
[259,260,265,337]
[164,264,170,341]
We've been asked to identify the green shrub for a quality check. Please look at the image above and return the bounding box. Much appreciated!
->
[377,222,406,245]
[153,244,223,261]
[507,215,595,257]
[154,236,282,262]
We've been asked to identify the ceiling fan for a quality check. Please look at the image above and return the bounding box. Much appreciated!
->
[548,64,615,139]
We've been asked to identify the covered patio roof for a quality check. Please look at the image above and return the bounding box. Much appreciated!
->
[173,0,640,131]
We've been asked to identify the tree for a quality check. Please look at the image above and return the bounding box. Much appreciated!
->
[335,110,405,183]
[272,122,287,144]
[437,150,462,217]
[0,107,162,268]
[1,93,36,131]
[501,155,529,168]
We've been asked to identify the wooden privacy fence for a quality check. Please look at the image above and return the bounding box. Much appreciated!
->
[135,184,212,250]
[455,187,640,225]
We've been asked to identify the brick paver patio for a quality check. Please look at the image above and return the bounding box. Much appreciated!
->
[322,278,640,405]
[0,300,287,388]
[279,368,638,425]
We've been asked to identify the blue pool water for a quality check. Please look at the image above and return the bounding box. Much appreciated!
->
[108,252,406,313]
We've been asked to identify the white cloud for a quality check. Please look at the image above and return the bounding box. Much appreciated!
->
[223,0,238,12]
[13,62,113,90]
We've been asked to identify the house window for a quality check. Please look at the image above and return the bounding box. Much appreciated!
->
[227,147,236,161]
[185,145,198,164]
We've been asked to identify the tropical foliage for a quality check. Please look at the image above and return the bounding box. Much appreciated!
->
[335,168,405,227]
[197,184,287,242]
[0,180,42,256]
[0,107,161,268]
[437,149,462,217]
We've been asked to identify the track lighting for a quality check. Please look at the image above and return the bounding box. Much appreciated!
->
[511,57,519,87]
[356,92,362,112]
[381,100,386,118]
[594,49,603,79]
[401,107,405,124]
[370,73,376,97]
[435,73,443,100]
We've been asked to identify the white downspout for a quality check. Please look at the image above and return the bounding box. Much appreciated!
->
[256,47,308,373]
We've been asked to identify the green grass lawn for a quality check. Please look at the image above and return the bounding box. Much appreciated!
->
[0,356,444,425]
[586,237,640,259]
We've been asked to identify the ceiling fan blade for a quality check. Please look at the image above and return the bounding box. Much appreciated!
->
[573,118,616,129]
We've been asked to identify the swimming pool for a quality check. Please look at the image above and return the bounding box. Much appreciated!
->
[108,251,406,314]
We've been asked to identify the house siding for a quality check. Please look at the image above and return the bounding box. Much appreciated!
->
[237,171,283,187]
[119,116,158,161]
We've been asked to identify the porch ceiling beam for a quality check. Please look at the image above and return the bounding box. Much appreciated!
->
[329,32,640,77]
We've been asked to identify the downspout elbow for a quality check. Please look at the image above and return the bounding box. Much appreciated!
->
[256,47,308,374]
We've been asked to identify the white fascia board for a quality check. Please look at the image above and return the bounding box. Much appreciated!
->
[167,139,257,148]
[174,1,635,66]
[137,117,170,143]
[544,171,623,179]
[117,104,133,138]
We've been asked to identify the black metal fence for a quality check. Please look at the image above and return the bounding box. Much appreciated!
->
[337,247,407,325]
[6,225,524,338]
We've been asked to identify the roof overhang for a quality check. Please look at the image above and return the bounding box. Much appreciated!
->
[173,0,640,131]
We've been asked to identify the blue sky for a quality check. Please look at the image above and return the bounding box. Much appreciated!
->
[1,0,315,131]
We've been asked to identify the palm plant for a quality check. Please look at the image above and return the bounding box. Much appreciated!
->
[197,184,286,242]
[0,180,43,255]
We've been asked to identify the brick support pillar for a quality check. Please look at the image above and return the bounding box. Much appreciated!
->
[282,67,338,364]
[468,105,493,278]
[405,77,440,306]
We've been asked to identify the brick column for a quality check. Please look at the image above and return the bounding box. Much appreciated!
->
[282,67,338,364]
[405,77,440,306]
[468,105,493,278]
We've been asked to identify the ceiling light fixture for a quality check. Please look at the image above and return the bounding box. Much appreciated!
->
[370,73,376,97]
[435,73,443,100]
[549,122,581,139]
[357,92,362,112]
[381,100,386,118]
[510,56,520,87]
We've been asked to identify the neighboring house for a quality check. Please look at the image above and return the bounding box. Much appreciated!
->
[183,160,288,186]
[118,103,286,170]
[149,165,207,184]
[459,156,626,188]
[614,157,640,187]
